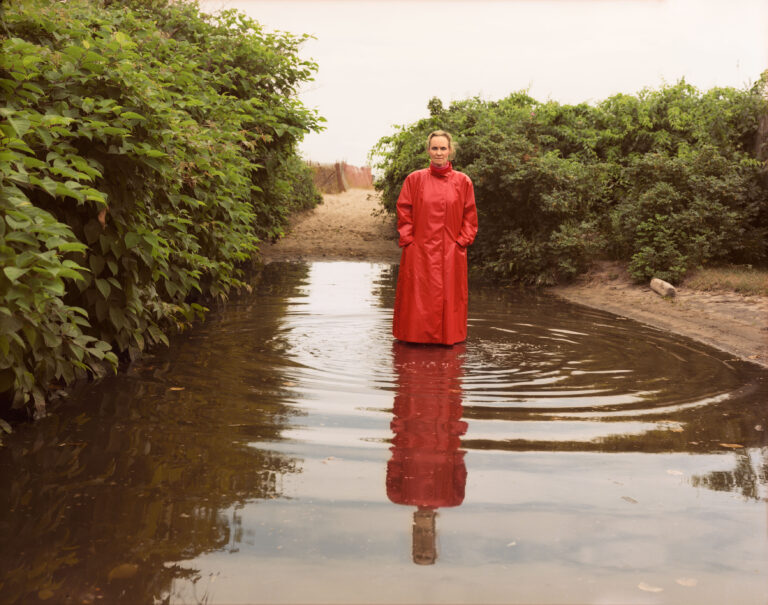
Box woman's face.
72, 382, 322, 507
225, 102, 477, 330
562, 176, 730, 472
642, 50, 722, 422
428, 136, 451, 167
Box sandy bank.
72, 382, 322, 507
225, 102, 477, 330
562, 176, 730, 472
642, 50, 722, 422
550, 262, 767, 368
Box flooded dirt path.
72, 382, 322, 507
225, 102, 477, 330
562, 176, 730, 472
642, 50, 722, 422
1, 261, 766, 604
263, 189, 768, 367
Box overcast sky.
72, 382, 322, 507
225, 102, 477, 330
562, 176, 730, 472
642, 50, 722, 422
200, 0, 768, 166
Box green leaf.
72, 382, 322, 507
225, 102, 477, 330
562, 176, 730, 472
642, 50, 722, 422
35, 127, 53, 147
7, 117, 31, 137
42, 330, 62, 348
95, 278, 110, 299
54, 182, 85, 202
108, 305, 126, 330
89, 255, 105, 276
120, 111, 146, 121
0, 314, 23, 334
58, 268, 84, 281
46, 278, 65, 296
57, 242, 87, 253
124, 232, 141, 249
3, 266, 29, 281
5, 232, 36, 245
5, 215, 31, 229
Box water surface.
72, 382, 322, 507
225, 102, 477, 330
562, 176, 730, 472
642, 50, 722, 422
1, 262, 766, 604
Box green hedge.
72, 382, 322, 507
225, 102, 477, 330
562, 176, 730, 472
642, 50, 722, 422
371, 81, 768, 286
0, 0, 322, 415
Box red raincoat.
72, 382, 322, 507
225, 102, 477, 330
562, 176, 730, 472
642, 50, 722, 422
392, 163, 478, 345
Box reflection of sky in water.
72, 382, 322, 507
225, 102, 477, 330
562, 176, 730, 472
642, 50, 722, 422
174, 449, 768, 604
169, 261, 768, 604
2, 261, 766, 603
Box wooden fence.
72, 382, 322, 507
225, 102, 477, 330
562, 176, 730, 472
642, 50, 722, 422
308, 161, 373, 194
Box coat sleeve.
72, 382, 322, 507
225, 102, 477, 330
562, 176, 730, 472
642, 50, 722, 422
456, 177, 478, 248
396, 173, 416, 247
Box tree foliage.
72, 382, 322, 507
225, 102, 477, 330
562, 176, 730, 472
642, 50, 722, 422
371, 80, 768, 286
0, 0, 322, 414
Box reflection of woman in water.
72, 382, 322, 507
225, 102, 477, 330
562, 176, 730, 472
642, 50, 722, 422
386, 341, 468, 565
393, 130, 479, 345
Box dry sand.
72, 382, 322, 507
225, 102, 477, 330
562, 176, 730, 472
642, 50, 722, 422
261, 189, 401, 264
261, 189, 768, 368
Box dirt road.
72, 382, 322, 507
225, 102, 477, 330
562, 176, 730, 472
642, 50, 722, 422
260, 189, 400, 264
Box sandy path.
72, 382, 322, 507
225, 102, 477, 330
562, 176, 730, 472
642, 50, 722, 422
260, 189, 401, 263
262, 190, 767, 368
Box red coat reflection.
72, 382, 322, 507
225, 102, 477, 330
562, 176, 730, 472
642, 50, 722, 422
386, 342, 468, 510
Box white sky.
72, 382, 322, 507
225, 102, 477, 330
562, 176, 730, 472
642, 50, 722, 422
200, 0, 768, 166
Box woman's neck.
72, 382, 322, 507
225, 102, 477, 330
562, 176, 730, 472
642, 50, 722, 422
429, 161, 452, 175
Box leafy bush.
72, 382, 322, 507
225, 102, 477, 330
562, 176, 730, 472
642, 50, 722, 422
0, 0, 322, 414
371, 80, 768, 285
371, 93, 612, 285
599, 83, 767, 280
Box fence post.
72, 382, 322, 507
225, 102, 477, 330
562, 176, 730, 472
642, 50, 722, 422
334, 162, 347, 193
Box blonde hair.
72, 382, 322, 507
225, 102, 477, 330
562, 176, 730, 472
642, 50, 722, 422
425, 130, 456, 160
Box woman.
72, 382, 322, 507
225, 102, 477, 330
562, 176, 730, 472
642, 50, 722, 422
392, 130, 478, 345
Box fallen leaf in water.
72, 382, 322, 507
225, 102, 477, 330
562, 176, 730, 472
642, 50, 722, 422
638, 582, 663, 593
676, 577, 698, 587
719, 443, 744, 449
37, 589, 55, 600
108, 563, 139, 581
168, 387, 185, 391
667, 470, 684, 476
622, 496, 638, 504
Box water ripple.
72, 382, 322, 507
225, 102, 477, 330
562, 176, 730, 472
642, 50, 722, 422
238, 262, 762, 455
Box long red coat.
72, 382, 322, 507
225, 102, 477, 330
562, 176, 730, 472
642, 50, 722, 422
393, 164, 478, 345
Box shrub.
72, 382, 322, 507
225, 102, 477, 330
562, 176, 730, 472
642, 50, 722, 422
371, 81, 768, 286
0, 0, 321, 414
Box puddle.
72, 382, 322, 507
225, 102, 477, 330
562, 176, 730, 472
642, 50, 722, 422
0, 262, 766, 604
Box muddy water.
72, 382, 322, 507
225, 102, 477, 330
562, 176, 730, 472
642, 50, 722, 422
1, 261, 767, 604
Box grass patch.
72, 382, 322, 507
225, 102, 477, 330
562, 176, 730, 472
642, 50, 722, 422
683, 266, 768, 296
